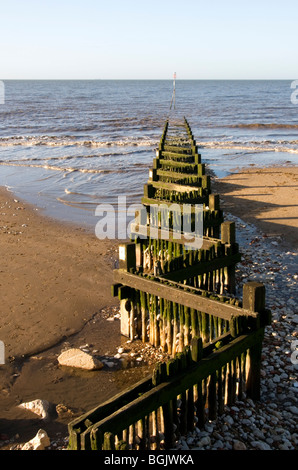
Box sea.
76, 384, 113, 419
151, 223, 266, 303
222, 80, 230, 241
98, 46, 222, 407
0, 80, 297, 229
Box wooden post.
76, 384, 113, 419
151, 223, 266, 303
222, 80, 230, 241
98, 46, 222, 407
138, 419, 146, 450
221, 221, 235, 245
120, 298, 131, 338
103, 432, 115, 450
162, 360, 175, 449
243, 282, 266, 400
119, 242, 136, 271
220, 221, 237, 293
191, 337, 205, 427
207, 372, 217, 420
217, 367, 224, 414
140, 290, 148, 343
243, 282, 265, 318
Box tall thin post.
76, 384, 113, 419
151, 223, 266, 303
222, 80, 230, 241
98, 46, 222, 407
170, 72, 176, 110
243, 282, 266, 400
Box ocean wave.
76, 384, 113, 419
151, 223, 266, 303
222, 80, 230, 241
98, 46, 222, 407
0, 161, 116, 174
197, 141, 298, 154
56, 197, 97, 207
2, 148, 149, 164
0, 160, 145, 174
225, 123, 298, 129
1, 134, 297, 156
0, 135, 158, 148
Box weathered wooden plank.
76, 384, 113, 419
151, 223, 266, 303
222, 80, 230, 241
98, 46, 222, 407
88, 329, 264, 445
156, 151, 198, 161
68, 375, 152, 448
161, 252, 241, 282
163, 145, 193, 154
130, 225, 204, 247
113, 270, 258, 321
156, 169, 202, 181
159, 159, 198, 170
151, 180, 202, 193
141, 197, 209, 211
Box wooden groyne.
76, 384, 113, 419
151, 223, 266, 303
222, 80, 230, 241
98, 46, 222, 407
114, 117, 242, 348
68, 117, 271, 451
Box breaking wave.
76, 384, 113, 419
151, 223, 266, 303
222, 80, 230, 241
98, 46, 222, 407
226, 123, 298, 129
196, 140, 298, 154
0, 161, 129, 174
0, 135, 158, 148
0, 134, 297, 155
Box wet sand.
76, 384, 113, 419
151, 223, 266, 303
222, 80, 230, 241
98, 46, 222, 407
0, 187, 153, 448
0, 165, 297, 449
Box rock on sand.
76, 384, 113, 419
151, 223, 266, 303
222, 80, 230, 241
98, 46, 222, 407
57, 348, 104, 370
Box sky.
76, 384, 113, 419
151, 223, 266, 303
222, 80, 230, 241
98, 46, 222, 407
0, 0, 297, 79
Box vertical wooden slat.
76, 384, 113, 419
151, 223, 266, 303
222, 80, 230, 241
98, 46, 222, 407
243, 282, 266, 400
217, 367, 224, 414
138, 418, 146, 450
103, 432, 115, 450
208, 372, 217, 421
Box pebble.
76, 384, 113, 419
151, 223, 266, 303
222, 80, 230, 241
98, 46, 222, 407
233, 440, 247, 450
175, 214, 298, 451
8, 212, 296, 451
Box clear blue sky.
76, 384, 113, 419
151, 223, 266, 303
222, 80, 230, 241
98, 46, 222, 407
1, 0, 297, 79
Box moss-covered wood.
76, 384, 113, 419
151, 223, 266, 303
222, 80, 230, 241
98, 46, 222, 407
71, 328, 264, 450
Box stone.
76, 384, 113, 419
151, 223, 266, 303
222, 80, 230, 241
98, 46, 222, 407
213, 440, 224, 449
251, 440, 271, 450
233, 440, 247, 450
120, 357, 129, 369
253, 429, 265, 440
105, 361, 115, 368
288, 406, 298, 415
21, 429, 50, 450
18, 399, 53, 420
197, 436, 211, 447
57, 348, 103, 370
225, 415, 234, 425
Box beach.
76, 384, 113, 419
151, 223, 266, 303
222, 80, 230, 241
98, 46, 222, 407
0, 164, 297, 450
0, 186, 157, 449
215, 166, 298, 250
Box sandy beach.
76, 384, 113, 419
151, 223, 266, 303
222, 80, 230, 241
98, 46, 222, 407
214, 166, 298, 250
0, 187, 155, 448
0, 165, 297, 450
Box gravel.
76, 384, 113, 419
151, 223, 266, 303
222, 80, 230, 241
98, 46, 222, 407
4, 213, 296, 451
175, 214, 298, 451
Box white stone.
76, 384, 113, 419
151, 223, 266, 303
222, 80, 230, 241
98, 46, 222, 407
21, 429, 50, 450
58, 348, 103, 370
106, 361, 115, 368
18, 399, 51, 420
